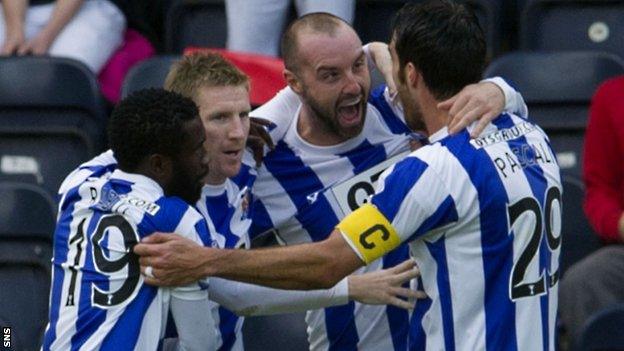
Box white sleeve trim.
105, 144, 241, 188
208, 277, 349, 316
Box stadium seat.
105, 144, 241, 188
243, 313, 309, 351
577, 303, 624, 351
0, 182, 56, 351
354, 0, 501, 58
520, 0, 624, 60
121, 55, 182, 98
559, 176, 602, 275
0, 56, 108, 196
484, 51, 624, 178
185, 48, 287, 106
165, 0, 227, 53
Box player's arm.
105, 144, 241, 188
209, 259, 422, 315
441, 77, 529, 137
165, 213, 219, 351
136, 202, 410, 290
170, 290, 217, 351
365, 41, 528, 137
137, 229, 364, 289
364, 42, 396, 94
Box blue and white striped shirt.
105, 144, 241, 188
195, 163, 256, 351
250, 80, 528, 350
43, 166, 215, 351
341, 113, 561, 351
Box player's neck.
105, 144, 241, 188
419, 90, 448, 137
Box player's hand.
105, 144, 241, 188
368, 42, 396, 95
347, 259, 426, 310
134, 233, 207, 286
439, 81, 505, 138
246, 117, 274, 167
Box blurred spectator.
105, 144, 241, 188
0, 0, 126, 74
559, 76, 624, 347
113, 0, 170, 52
225, 0, 354, 57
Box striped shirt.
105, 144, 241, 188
42, 167, 215, 350
339, 113, 562, 351
195, 162, 256, 351
248, 84, 447, 351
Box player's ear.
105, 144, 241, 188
148, 154, 173, 183
284, 69, 303, 95
405, 62, 419, 89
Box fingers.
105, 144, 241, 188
444, 95, 469, 133
449, 105, 483, 135
250, 117, 272, 127
141, 232, 173, 244
392, 287, 427, 300
470, 111, 496, 138
437, 95, 456, 112
138, 251, 166, 269
246, 136, 264, 167
392, 266, 420, 286
1, 43, 17, 56
389, 259, 416, 274
249, 117, 275, 150
134, 242, 160, 257
387, 296, 415, 310
384, 73, 396, 96
17, 39, 35, 56
142, 275, 161, 286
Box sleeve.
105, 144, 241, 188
208, 276, 349, 316
482, 77, 528, 119
337, 156, 458, 264
583, 79, 624, 243
169, 208, 214, 300
170, 294, 218, 351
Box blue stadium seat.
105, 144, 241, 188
520, 0, 624, 60
166, 0, 227, 53
243, 313, 309, 351
484, 51, 624, 178
121, 55, 182, 98
559, 176, 602, 275
0, 56, 107, 196
0, 182, 55, 351
354, 0, 502, 58
577, 303, 624, 351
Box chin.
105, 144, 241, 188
340, 121, 365, 138
223, 164, 242, 179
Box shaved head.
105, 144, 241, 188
280, 12, 352, 72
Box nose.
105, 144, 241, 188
228, 116, 246, 140
343, 71, 362, 96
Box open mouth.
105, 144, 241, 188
337, 97, 362, 127
223, 149, 243, 160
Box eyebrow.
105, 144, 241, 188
316, 52, 366, 73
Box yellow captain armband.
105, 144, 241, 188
336, 203, 401, 264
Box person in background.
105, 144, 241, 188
0, 0, 126, 74
558, 76, 624, 347
225, 0, 354, 57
